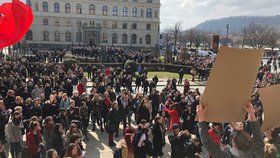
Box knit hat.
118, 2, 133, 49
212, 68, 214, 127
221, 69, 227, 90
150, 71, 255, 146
172, 123, 179, 131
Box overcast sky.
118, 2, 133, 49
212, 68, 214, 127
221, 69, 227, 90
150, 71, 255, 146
161, 0, 280, 30
1, 0, 279, 31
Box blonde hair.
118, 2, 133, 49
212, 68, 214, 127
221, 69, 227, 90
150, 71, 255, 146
14, 106, 23, 113
264, 142, 278, 158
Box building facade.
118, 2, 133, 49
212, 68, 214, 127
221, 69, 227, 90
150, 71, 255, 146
25, 0, 160, 49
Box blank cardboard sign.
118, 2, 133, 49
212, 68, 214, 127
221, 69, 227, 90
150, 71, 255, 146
259, 85, 280, 131
198, 46, 264, 123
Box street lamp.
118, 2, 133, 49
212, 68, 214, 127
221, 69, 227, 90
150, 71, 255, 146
225, 24, 229, 39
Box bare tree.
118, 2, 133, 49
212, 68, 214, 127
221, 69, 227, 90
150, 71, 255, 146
266, 27, 280, 50
245, 23, 280, 49
184, 29, 209, 48
245, 23, 276, 49
162, 29, 173, 62
174, 21, 183, 49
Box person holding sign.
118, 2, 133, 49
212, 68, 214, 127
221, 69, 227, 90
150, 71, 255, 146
196, 102, 264, 158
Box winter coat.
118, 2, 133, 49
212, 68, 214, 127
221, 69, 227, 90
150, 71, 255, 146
26, 131, 43, 156
5, 121, 23, 143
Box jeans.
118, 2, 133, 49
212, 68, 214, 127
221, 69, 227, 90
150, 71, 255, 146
10, 142, 21, 158
91, 113, 103, 130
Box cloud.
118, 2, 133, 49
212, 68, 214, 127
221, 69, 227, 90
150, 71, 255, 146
0, 0, 25, 4
160, 0, 280, 30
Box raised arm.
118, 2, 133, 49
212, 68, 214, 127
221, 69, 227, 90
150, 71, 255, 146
197, 105, 233, 158
244, 102, 264, 155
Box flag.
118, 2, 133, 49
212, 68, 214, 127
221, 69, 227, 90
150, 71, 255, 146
0, 0, 33, 48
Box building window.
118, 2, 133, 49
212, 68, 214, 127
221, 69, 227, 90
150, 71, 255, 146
26, 30, 33, 40
89, 4, 96, 15
76, 4, 82, 14
42, 1, 48, 12
43, 30, 49, 41
155, 10, 159, 18
76, 32, 82, 43
43, 18, 49, 25
112, 33, 118, 44
90, 21, 95, 27
113, 6, 118, 16
132, 7, 137, 17
35, 3, 39, 11
26, 0, 32, 7
147, 0, 153, 3
65, 31, 72, 42
122, 34, 128, 44
146, 8, 152, 18
54, 2, 60, 13
133, 0, 138, 2
102, 6, 108, 16
145, 34, 151, 44
65, 3, 71, 13
65, 19, 71, 27
54, 31, 60, 41
132, 23, 137, 30
122, 23, 127, 29
76, 20, 82, 27
147, 24, 151, 30
102, 33, 108, 43
54, 19, 60, 26
103, 21, 108, 28
141, 9, 144, 17
123, 7, 128, 17
112, 22, 118, 29
131, 34, 137, 44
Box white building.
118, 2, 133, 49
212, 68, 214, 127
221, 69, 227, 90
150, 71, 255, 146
24, 0, 160, 50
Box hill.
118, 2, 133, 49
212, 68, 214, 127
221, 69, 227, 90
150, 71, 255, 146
195, 15, 280, 34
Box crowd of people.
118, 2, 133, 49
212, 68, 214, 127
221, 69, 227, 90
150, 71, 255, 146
71, 46, 160, 64
0, 50, 279, 158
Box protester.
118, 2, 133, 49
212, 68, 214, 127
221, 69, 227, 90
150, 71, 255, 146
114, 127, 136, 158
168, 124, 191, 158
152, 115, 165, 158
26, 121, 45, 158
106, 102, 120, 146
5, 111, 23, 158
50, 123, 65, 157
47, 149, 59, 158
64, 143, 83, 158
0, 49, 278, 158
196, 102, 264, 157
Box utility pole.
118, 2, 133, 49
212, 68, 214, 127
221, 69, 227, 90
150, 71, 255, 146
226, 24, 229, 39
225, 24, 229, 45
242, 27, 246, 49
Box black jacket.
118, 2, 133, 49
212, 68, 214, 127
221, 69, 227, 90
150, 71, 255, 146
168, 133, 190, 158
152, 123, 165, 156
51, 133, 65, 157
107, 108, 120, 125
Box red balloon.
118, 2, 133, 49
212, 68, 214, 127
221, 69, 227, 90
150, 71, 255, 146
0, 0, 33, 49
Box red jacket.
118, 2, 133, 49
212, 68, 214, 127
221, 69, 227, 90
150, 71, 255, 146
164, 108, 180, 131
26, 131, 43, 156
77, 83, 85, 95
105, 67, 111, 76
208, 128, 221, 145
